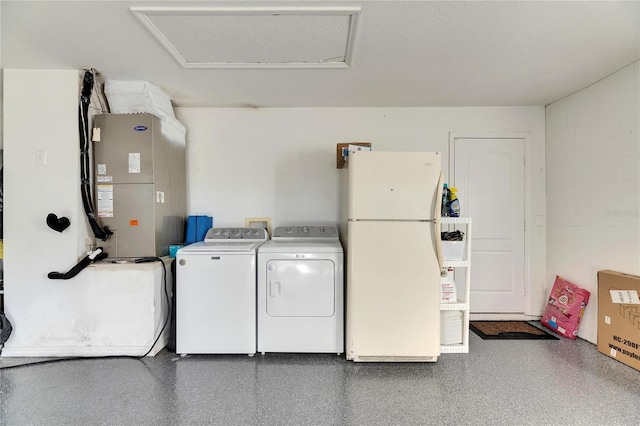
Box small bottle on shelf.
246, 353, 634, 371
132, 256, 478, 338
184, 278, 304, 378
448, 187, 460, 217
441, 184, 451, 217
440, 267, 457, 303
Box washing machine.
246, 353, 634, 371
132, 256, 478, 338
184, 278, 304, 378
257, 225, 344, 354
176, 227, 269, 356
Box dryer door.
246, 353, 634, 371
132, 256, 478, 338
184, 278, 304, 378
266, 259, 335, 317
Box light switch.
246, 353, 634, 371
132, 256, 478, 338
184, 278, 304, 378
36, 150, 47, 165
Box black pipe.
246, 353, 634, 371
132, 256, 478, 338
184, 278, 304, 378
48, 247, 108, 280
79, 69, 112, 241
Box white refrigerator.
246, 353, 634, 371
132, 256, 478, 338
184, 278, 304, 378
346, 151, 443, 362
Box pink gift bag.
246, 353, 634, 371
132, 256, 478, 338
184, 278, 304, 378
541, 275, 590, 339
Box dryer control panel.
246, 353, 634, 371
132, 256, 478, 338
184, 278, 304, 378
272, 226, 339, 240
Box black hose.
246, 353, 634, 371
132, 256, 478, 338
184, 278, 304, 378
79, 70, 112, 242
48, 247, 108, 280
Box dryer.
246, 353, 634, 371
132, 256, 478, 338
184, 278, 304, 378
257, 226, 344, 354
176, 227, 269, 356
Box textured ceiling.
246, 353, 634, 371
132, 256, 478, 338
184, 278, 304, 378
1, 0, 639, 108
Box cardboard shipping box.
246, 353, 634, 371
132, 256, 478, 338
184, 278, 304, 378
597, 270, 640, 371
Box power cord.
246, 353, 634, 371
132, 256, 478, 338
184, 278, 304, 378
138, 257, 170, 357
0, 257, 172, 369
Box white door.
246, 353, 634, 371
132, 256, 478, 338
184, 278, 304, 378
453, 137, 525, 313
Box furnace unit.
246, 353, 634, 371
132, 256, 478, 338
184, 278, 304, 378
93, 113, 186, 259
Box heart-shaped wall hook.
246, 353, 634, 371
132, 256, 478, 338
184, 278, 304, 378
46, 213, 71, 233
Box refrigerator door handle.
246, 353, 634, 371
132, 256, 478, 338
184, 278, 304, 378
435, 171, 444, 271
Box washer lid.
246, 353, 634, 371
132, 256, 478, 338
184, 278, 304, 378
179, 240, 265, 253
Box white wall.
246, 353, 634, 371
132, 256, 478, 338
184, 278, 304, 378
546, 61, 640, 344
2, 70, 173, 356
5, 65, 636, 351
3, 70, 89, 352
176, 107, 545, 225
1, 69, 546, 353
175, 106, 547, 315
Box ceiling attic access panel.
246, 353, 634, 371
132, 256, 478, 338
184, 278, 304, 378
131, 6, 361, 69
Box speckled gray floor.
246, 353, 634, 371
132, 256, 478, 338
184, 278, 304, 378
1, 330, 639, 425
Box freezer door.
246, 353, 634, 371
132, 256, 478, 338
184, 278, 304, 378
349, 151, 441, 220
346, 221, 441, 359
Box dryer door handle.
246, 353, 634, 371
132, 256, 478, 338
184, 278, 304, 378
269, 281, 281, 297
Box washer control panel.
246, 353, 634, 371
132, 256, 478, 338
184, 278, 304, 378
272, 226, 339, 240
204, 227, 268, 242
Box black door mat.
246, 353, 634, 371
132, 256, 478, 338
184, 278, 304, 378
470, 321, 559, 340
